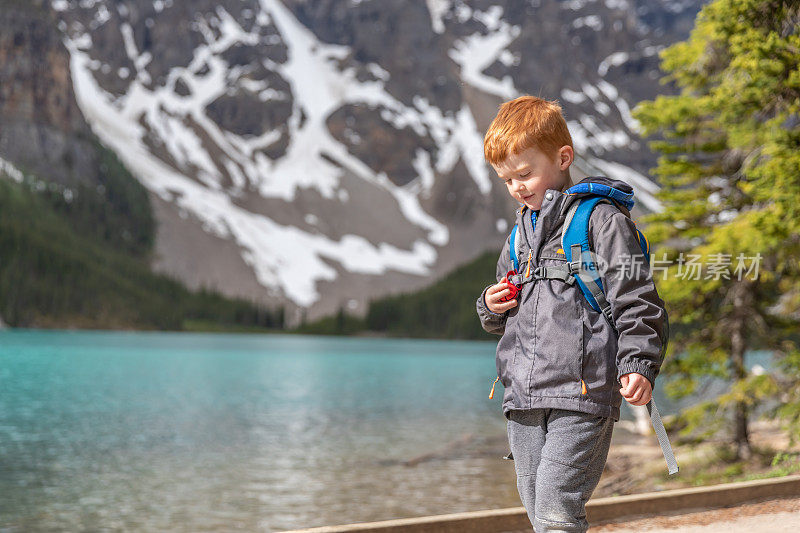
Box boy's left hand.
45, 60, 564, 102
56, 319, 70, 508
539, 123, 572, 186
619, 373, 652, 406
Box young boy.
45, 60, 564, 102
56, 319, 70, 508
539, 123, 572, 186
476, 96, 669, 532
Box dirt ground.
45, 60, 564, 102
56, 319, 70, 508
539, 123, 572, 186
581, 417, 800, 531
591, 417, 800, 498
590, 496, 800, 532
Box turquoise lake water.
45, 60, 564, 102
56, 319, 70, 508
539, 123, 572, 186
0, 329, 772, 531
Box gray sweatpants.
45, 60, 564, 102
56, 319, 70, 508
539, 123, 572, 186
506, 408, 615, 532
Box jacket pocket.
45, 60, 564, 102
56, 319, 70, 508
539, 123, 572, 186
527, 258, 583, 397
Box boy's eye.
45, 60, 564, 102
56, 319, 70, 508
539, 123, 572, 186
519, 171, 531, 178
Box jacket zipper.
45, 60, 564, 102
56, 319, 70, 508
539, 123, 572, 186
518, 196, 590, 399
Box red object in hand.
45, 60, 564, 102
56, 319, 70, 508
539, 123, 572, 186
499, 270, 520, 302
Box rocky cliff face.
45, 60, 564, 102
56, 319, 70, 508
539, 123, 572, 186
1, 0, 704, 323
0, 1, 98, 188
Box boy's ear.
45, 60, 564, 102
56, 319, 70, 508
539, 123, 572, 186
558, 146, 574, 169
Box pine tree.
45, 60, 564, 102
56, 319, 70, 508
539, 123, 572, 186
632, 0, 800, 460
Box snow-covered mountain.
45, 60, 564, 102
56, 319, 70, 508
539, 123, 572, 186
13, 0, 704, 323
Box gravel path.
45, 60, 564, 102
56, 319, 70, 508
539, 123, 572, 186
589, 496, 800, 532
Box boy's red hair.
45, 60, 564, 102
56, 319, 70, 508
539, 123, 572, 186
484, 96, 573, 165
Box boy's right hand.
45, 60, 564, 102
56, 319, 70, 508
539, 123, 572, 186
485, 277, 519, 314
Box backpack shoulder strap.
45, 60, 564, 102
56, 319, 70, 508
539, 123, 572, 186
508, 224, 519, 272
562, 197, 615, 323
507, 206, 529, 273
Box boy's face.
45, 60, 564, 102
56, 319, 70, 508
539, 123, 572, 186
491, 145, 573, 211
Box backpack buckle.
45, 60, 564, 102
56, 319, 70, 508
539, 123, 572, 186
568, 244, 583, 274
601, 305, 614, 323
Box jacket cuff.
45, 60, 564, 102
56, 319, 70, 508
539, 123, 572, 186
617, 360, 657, 389
476, 285, 508, 335
479, 285, 507, 318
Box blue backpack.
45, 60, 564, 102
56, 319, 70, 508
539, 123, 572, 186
505, 182, 678, 475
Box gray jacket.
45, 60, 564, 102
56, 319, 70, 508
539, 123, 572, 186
477, 176, 669, 421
